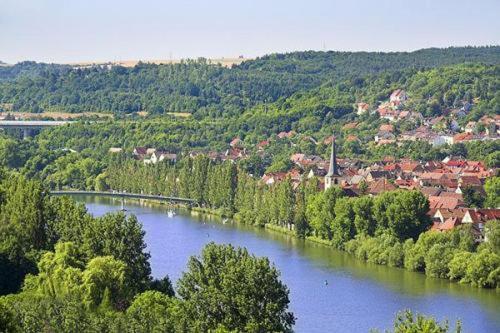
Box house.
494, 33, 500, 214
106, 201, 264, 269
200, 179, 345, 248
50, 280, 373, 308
374, 131, 396, 143
379, 124, 394, 133
378, 108, 399, 122
458, 175, 483, 187
452, 132, 474, 144
261, 172, 287, 185
343, 122, 359, 130
108, 147, 123, 153
390, 89, 408, 104
256, 140, 269, 151
357, 102, 370, 115
146, 148, 156, 155
368, 178, 397, 195
419, 186, 442, 197
365, 170, 392, 182
431, 217, 462, 232
432, 134, 454, 147
307, 167, 327, 179
277, 131, 296, 139
133, 147, 148, 159
428, 196, 463, 210
346, 135, 360, 142
230, 137, 242, 148
400, 161, 423, 174
462, 209, 500, 242
150, 151, 177, 164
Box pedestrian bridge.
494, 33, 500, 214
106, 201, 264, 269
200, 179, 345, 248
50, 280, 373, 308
51, 190, 198, 205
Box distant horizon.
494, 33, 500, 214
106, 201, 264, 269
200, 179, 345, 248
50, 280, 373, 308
2, 45, 499, 66
2, 0, 500, 64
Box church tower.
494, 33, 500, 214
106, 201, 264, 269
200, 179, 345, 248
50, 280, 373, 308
324, 135, 341, 191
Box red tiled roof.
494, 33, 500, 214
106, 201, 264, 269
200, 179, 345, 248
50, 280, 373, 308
379, 124, 394, 132
428, 196, 463, 210
431, 217, 461, 232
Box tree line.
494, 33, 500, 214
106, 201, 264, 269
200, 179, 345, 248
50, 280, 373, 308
102, 156, 500, 289
0, 174, 294, 332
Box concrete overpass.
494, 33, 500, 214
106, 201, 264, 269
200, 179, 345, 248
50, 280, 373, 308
0, 120, 73, 139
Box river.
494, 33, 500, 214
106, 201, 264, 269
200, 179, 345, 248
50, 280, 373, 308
75, 195, 500, 333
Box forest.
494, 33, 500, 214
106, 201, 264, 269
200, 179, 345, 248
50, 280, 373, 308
0, 46, 499, 118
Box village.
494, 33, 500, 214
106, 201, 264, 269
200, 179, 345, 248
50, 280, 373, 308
110, 88, 499, 244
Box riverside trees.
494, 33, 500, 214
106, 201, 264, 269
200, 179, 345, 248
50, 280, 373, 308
0, 175, 295, 332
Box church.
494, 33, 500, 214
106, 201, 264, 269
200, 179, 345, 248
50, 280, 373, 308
324, 135, 343, 190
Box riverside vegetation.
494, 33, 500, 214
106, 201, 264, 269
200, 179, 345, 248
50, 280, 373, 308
0, 174, 465, 332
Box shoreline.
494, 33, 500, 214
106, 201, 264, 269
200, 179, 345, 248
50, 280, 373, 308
64, 191, 499, 291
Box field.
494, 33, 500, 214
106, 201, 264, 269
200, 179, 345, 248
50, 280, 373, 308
69, 57, 249, 68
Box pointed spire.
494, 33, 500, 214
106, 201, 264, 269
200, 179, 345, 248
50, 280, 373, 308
327, 134, 339, 176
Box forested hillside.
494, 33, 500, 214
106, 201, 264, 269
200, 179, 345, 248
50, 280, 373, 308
1, 46, 499, 117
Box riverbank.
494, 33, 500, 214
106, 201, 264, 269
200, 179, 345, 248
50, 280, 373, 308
77, 195, 500, 333
65, 191, 499, 291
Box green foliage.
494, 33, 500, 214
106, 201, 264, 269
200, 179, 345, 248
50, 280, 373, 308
425, 243, 456, 278
462, 186, 484, 208
176, 242, 294, 333
126, 291, 177, 333
484, 177, 500, 208
389, 310, 461, 333
82, 213, 152, 295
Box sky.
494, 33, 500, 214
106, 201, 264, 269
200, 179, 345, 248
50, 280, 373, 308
1, 0, 499, 64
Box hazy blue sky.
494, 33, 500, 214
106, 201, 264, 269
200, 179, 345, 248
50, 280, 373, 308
2, 0, 499, 63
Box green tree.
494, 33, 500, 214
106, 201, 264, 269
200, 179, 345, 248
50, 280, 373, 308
81, 256, 128, 310
331, 198, 356, 248
82, 213, 152, 295
125, 291, 178, 333
176, 243, 294, 332
353, 196, 376, 236
425, 243, 455, 278
484, 177, 499, 208
385, 190, 431, 241
389, 310, 462, 333
462, 186, 484, 208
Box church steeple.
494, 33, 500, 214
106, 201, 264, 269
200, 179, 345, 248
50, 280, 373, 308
324, 134, 341, 190
326, 134, 339, 176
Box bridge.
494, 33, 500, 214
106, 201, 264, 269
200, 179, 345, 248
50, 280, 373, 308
0, 120, 73, 139
51, 190, 198, 206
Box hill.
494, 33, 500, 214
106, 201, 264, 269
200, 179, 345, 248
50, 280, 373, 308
0, 46, 498, 117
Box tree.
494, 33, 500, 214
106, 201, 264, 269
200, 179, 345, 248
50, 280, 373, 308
462, 186, 484, 208
82, 213, 152, 295
448, 251, 473, 282
389, 310, 462, 333
464, 249, 499, 288
294, 184, 308, 238
484, 177, 499, 208
81, 256, 128, 310
176, 243, 294, 332
353, 196, 376, 236
331, 198, 356, 248
385, 190, 431, 241
22, 242, 85, 299
125, 291, 177, 332
149, 275, 175, 297
425, 243, 455, 278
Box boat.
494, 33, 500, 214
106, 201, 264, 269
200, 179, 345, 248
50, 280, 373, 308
167, 210, 176, 218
